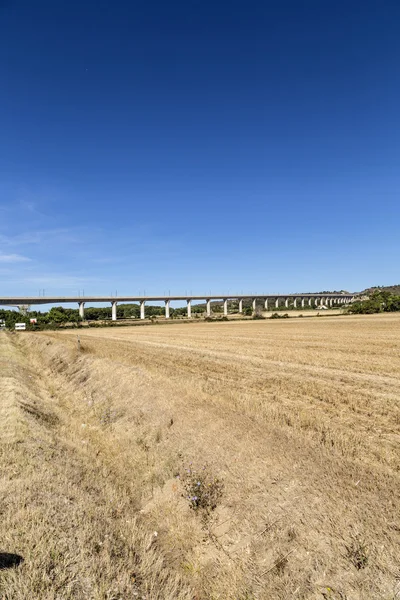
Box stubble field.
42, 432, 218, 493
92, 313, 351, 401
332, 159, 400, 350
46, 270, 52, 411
1, 314, 399, 599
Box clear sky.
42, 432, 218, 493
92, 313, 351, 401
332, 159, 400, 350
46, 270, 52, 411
1, 0, 399, 298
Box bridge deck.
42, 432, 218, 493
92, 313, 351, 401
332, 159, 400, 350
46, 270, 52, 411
0, 293, 354, 306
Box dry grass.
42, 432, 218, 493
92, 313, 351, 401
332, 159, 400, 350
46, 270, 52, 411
1, 313, 400, 599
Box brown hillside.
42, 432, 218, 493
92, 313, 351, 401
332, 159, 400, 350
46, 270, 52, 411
361, 284, 400, 295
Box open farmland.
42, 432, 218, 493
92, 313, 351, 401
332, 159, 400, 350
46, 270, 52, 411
1, 314, 399, 599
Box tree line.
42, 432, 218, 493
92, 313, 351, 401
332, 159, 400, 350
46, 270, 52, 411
347, 290, 400, 314
0, 302, 209, 329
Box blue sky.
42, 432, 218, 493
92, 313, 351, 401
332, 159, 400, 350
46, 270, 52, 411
1, 0, 399, 299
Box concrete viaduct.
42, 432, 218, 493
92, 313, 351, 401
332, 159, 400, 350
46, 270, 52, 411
0, 293, 355, 321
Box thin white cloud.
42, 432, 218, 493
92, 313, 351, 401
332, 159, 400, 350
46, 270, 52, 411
0, 228, 85, 246
0, 254, 31, 263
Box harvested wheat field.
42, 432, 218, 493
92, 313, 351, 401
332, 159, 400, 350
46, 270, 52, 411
1, 313, 399, 600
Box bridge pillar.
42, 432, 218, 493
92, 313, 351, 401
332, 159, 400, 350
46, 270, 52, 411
293, 298, 297, 308
165, 300, 170, 319
275, 298, 279, 309
308, 298, 312, 307
238, 299, 243, 314
17, 304, 31, 316
223, 299, 228, 316
79, 301, 85, 320
264, 298, 269, 310
140, 301, 145, 320
285, 298, 289, 308
252, 298, 256, 312
111, 301, 117, 321
187, 299, 192, 318
329, 298, 333, 307
206, 299, 211, 317
301, 298, 305, 307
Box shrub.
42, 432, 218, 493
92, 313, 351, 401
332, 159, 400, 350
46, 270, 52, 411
346, 537, 369, 570
178, 464, 223, 514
